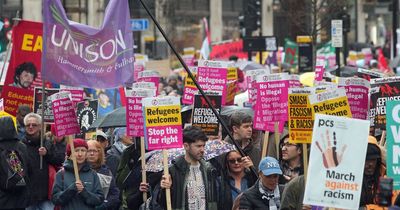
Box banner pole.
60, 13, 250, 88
141, 137, 147, 202
138, 0, 257, 177
163, 149, 172, 210
261, 131, 269, 159
67, 135, 80, 181
302, 144, 308, 184
39, 79, 45, 170
274, 122, 280, 159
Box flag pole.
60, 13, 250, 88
138, 0, 258, 177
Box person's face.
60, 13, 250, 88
121, 135, 133, 146
184, 140, 206, 161
259, 172, 279, 191
97, 137, 109, 148
227, 152, 244, 174
281, 138, 301, 161
18, 71, 34, 88
74, 147, 88, 164
364, 158, 378, 176
87, 143, 99, 164
16, 110, 29, 125
233, 122, 253, 140
25, 117, 40, 136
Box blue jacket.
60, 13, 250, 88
52, 160, 104, 210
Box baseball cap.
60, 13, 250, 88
259, 156, 282, 176
96, 130, 108, 141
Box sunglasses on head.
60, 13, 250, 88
228, 158, 243, 164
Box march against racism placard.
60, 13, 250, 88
304, 114, 369, 209
288, 87, 315, 144
386, 100, 400, 189
192, 94, 221, 136
42, 0, 134, 88
338, 77, 370, 120
126, 88, 156, 137
143, 96, 182, 150
308, 88, 352, 118
49, 92, 80, 137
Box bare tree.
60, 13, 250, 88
277, 0, 350, 64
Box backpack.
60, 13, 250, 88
0, 147, 27, 191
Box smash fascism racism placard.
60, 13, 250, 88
288, 87, 315, 144
304, 114, 369, 209
142, 96, 182, 150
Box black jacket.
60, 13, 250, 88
22, 134, 64, 205
224, 136, 261, 169
158, 156, 219, 210
237, 180, 272, 210
218, 172, 257, 210
0, 117, 31, 209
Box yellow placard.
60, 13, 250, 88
227, 67, 238, 81
145, 105, 182, 127
311, 96, 352, 117
288, 93, 314, 144
226, 81, 238, 105
296, 36, 312, 43
184, 73, 197, 88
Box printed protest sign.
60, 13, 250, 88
126, 88, 156, 137
60, 85, 84, 105
386, 100, 400, 189
137, 70, 160, 94
245, 69, 267, 106
49, 92, 80, 137
304, 114, 369, 209
197, 60, 230, 105
192, 94, 221, 136
315, 65, 325, 82
370, 77, 400, 129
77, 99, 98, 134
209, 39, 247, 60
227, 66, 238, 81
288, 87, 315, 144
309, 88, 352, 118
134, 60, 145, 82
338, 78, 370, 120
289, 74, 302, 88
1, 86, 34, 116
226, 81, 238, 105
357, 68, 384, 81
182, 54, 195, 67
143, 96, 182, 150
182, 67, 198, 105
254, 73, 289, 122
34, 87, 60, 123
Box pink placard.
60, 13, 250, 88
182, 86, 197, 105
126, 88, 155, 137
253, 109, 285, 132
51, 92, 80, 137
338, 78, 370, 120
197, 61, 229, 105
137, 70, 160, 95
146, 125, 183, 150
315, 66, 324, 82
183, 54, 195, 67
255, 80, 289, 122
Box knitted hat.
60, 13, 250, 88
66, 138, 88, 156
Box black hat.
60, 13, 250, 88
366, 143, 381, 160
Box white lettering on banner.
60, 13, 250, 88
51, 25, 127, 62
394, 145, 400, 164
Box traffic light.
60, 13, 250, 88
245, 0, 261, 32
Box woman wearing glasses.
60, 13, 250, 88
218, 150, 257, 210
52, 139, 104, 210
86, 140, 121, 210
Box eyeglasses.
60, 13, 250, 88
87, 149, 99, 154
228, 158, 243, 164
26, 123, 38, 128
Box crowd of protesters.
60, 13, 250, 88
0, 101, 399, 210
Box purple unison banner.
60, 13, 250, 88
42, 0, 135, 88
